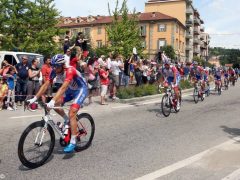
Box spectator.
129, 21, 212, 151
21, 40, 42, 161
15, 56, 29, 106
134, 60, 143, 86
109, 55, 122, 99
26, 59, 41, 101
0, 78, 8, 110
142, 60, 149, 84
64, 48, 71, 67
0, 60, 11, 77
117, 55, 124, 86
184, 62, 191, 80
5, 67, 17, 110
98, 55, 106, 67
63, 30, 71, 54
41, 56, 52, 103
123, 56, 131, 87
99, 64, 109, 105
87, 57, 98, 104
70, 52, 81, 69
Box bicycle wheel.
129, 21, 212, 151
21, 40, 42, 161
193, 88, 199, 104
18, 121, 55, 169
161, 94, 171, 117
218, 85, 221, 95
206, 85, 210, 97
75, 113, 95, 152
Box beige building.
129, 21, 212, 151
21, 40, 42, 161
145, 0, 210, 62
58, 12, 186, 60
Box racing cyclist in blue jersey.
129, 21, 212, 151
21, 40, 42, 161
28, 54, 88, 153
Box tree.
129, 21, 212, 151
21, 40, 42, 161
161, 45, 176, 60
106, 0, 143, 59
0, 0, 61, 55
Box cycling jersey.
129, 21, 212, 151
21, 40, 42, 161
191, 66, 204, 81
47, 66, 88, 109
162, 65, 181, 86
203, 69, 209, 82
214, 70, 222, 80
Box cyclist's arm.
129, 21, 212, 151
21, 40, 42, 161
52, 81, 70, 102
35, 80, 51, 99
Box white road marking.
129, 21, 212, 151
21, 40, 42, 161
222, 168, 240, 180
135, 137, 240, 180
112, 105, 134, 109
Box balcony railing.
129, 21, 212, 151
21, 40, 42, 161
200, 26, 205, 32
186, 33, 193, 39
186, 0, 193, 4
194, 28, 200, 35
186, 45, 192, 51
193, 38, 200, 44
186, 20, 193, 27
186, 8, 193, 14
194, 48, 200, 54
194, 18, 200, 25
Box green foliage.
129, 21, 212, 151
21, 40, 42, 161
161, 45, 176, 60
209, 47, 240, 68
94, 46, 111, 57
0, 0, 60, 56
117, 84, 159, 99
193, 56, 213, 67
179, 80, 193, 90
106, 0, 143, 58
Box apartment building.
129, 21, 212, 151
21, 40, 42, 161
145, 0, 210, 62
58, 12, 185, 60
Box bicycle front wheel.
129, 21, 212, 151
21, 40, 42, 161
161, 94, 171, 117
75, 113, 95, 152
18, 121, 55, 169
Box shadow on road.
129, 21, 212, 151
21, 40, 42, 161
221, 125, 240, 142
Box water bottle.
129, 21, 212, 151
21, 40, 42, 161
63, 125, 69, 135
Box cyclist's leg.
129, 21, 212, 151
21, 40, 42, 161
53, 97, 69, 124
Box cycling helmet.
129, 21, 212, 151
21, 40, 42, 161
193, 61, 198, 65
51, 54, 65, 66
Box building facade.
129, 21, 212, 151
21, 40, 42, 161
145, 0, 210, 62
58, 12, 186, 61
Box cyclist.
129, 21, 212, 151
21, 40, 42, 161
190, 61, 205, 96
223, 67, 229, 86
161, 61, 181, 110
214, 67, 223, 90
28, 54, 88, 153
228, 67, 236, 84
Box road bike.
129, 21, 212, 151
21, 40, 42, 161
161, 84, 182, 117
215, 79, 222, 95
224, 77, 229, 90
205, 81, 210, 97
18, 101, 95, 169
193, 80, 204, 104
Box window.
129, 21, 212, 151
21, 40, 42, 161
140, 25, 146, 36
3, 55, 17, 66
97, 40, 103, 48
84, 27, 91, 36
158, 39, 166, 49
97, 27, 102, 35
158, 24, 167, 32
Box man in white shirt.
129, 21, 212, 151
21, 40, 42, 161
64, 48, 71, 67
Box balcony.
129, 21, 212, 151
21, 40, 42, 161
200, 26, 205, 32
193, 38, 200, 44
194, 28, 200, 35
186, 8, 193, 15
186, 45, 192, 51
194, 48, 200, 54
186, 0, 193, 4
186, 33, 193, 39
200, 35, 204, 40
194, 18, 200, 25
186, 20, 193, 27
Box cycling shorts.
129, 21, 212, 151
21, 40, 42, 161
215, 75, 221, 81
196, 75, 202, 81
224, 74, 229, 78
203, 75, 208, 82
167, 76, 180, 86
63, 86, 88, 109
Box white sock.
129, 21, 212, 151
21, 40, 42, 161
63, 115, 69, 125
70, 135, 76, 144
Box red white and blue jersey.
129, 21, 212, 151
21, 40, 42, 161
191, 66, 204, 76
47, 66, 87, 90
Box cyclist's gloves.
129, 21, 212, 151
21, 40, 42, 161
47, 99, 55, 109
27, 96, 37, 104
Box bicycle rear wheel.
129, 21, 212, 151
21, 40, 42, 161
174, 89, 182, 113
193, 88, 199, 104
161, 94, 171, 117
75, 113, 95, 152
18, 121, 55, 169
218, 85, 221, 95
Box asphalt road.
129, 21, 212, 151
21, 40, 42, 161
1, 82, 240, 180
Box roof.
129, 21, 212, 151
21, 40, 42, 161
57, 12, 185, 29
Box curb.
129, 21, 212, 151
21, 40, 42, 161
116, 88, 194, 104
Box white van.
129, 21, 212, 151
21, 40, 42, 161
0, 51, 44, 67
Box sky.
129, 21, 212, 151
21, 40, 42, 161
54, 0, 240, 49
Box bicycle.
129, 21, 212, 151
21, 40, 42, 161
18, 101, 95, 169
215, 79, 222, 95
224, 77, 229, 90
193, 79, 204, 104
161, 83, 182, 117
205, 81, 210, 97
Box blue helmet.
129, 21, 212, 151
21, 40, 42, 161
51, 54, 65, 66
